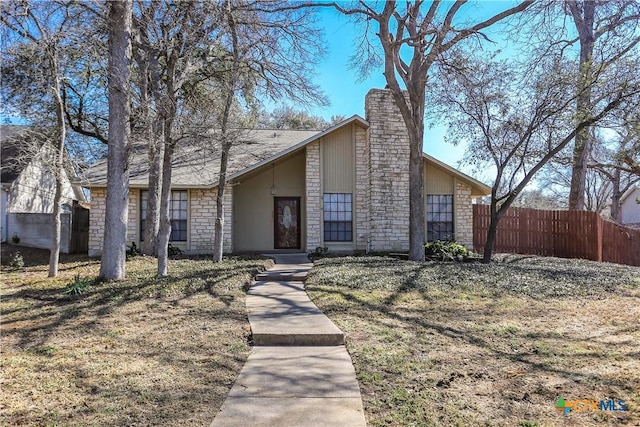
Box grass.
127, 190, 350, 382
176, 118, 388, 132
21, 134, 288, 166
306, 255, 640, 427
0, 244, 273, 426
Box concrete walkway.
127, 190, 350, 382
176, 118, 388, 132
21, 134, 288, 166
211, 254, 367, 427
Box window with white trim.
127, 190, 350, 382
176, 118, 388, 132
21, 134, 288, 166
426, 194, 454, 241
141, 190, 188, 242
323, 193, 352, 242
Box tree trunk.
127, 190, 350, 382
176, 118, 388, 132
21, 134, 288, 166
407, 101, 426, 262
610, 168, 622, 223
48, 49, 65, 278
157, 120, 174, 276
482, 217, 499, 264
212, 139, 231, 262
213, 0, 240, 263
568, 0, 595, 210
143, 126, 163, 256
143, 52, 166, 256
100, 0, 132, 281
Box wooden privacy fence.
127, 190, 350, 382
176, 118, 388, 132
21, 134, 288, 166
473, 204, 640, 267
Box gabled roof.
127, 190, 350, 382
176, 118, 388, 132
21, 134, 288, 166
422, 152, 491, 196
80, 114, 491, 197
79, 128, 323, 188
620, 186, 639, 203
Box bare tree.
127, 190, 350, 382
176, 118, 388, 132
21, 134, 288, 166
522, 1, 640, 210
0, 1, 85, 277
331, 1, 532, 261
433, 54, 639, 262
99, 0, 132, 281
200, 0, 327, 263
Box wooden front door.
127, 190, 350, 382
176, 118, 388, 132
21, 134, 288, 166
274, 197, 301, 249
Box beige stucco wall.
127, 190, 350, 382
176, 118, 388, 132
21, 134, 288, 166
234, 152, 306, 252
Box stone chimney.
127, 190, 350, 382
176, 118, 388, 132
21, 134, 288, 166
364, 89, 410, 251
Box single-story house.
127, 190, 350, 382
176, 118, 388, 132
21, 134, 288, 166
620, 186, 640, 227
81, 89, 490, 256
1, 125, 88, 248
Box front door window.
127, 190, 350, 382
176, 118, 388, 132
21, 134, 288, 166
274, 197, 300, 249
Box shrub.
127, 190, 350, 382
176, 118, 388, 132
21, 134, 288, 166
8, 251, 24, 270
11, 234, 20, 244
126, 242, 142, 259
308, 246, 329, 261
65, 274, 93, 295
168, 243, 183, 257
424, 241, 475, 262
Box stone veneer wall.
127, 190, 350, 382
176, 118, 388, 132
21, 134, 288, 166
454, 181, 473, 248
89, 186, 233, 256
189, 186, 233, 254
305, 141, 321, 251
354, 125, 369, 251
88, 187, 137, 257
88, 188, 105, 256
365, 89, 411, 251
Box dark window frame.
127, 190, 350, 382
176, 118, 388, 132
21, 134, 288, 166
140, 190, 188, 242
323, 193, 353, 242
426, 194, 454, 242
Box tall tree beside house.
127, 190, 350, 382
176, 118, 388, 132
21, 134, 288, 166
191, 0, 327, 263
330, 1, 533, 261
99, 0, 132, 281
0, 1, 86, 277
431, 51, 640, 262
520, 1, 640, 210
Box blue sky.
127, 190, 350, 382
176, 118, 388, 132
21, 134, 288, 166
308, 6, 461, 165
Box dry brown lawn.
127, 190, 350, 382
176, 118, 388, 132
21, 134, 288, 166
0, 244, 272, 426
306, 255, 640, 427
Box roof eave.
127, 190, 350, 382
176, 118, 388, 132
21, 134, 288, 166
227, 115, 369, 183
422, 152, 491, 196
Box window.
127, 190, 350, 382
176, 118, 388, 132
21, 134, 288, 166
323, 193, 352, 242
426, 194, 454, 241
141, 190, 188, 242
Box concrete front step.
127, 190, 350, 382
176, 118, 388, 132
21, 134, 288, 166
247, 281, 345, 346
210, 347, 366, 427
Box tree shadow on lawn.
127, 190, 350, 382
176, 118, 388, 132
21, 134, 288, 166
308, 284, 638, 394
2, 261, 267, 350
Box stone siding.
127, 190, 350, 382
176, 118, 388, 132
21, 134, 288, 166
189, 186, 233, 254
89, 186, 233, 256
88, 188, 105, 257
127, 189, 138, 245
455, 181, 473, 248
354, 125, 369, 251
365, 89, 411, 251
305, 141, 322, 251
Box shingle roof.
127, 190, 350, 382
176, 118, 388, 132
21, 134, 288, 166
80, 128, 321, 188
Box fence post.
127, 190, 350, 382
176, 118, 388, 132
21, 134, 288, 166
595, 214, 603, 262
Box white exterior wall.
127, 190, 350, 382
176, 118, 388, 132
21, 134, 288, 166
621, 188, 640, 225
7, 212, 72, 253
7, 156, 76, 214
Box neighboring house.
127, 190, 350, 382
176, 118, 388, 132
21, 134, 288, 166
620, 186, 640, 227
1, 125, 87, 248
81, 89, 490, 256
